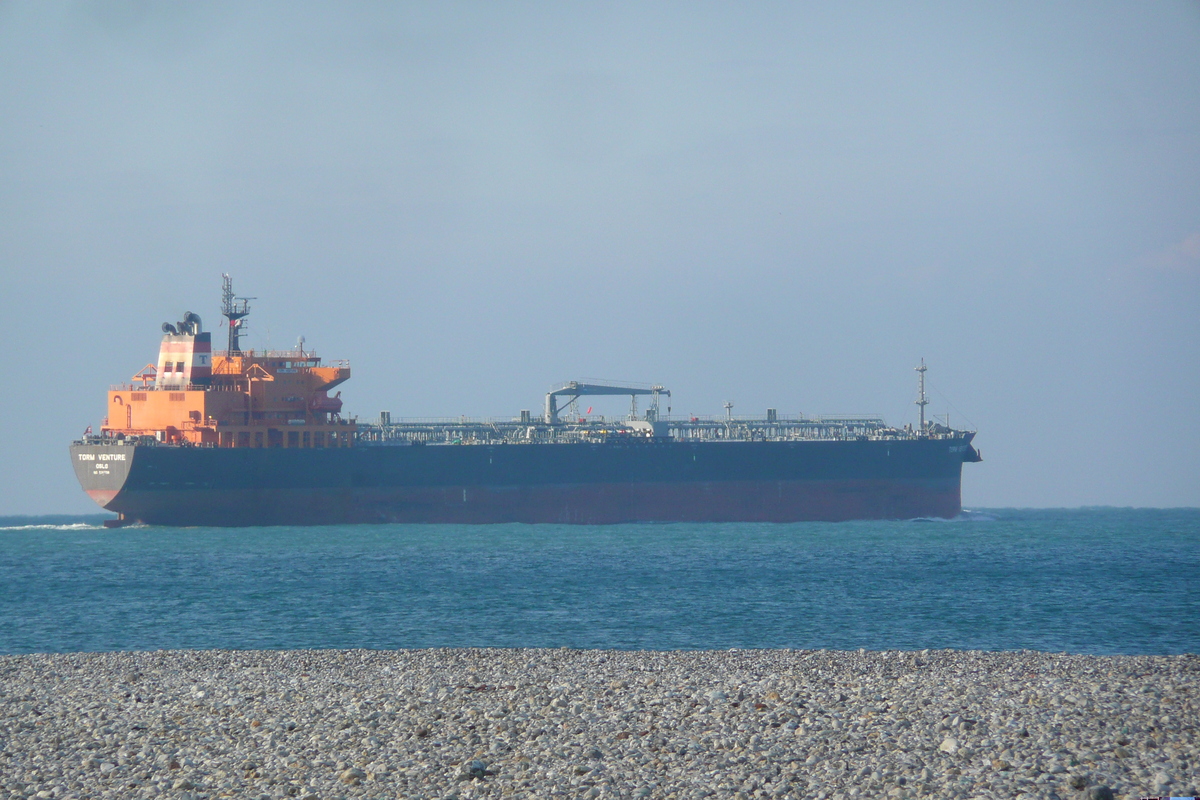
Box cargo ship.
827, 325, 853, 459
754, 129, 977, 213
71, 277, 981, 527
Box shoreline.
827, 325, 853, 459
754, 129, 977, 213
1, 648, 1196, 799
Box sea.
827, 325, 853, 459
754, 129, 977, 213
0, 508, 1196, 656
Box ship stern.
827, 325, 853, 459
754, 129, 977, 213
70, 440, 135, 511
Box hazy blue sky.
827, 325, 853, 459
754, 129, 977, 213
2, 2, 1198, 514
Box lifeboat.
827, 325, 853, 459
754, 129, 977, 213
309, 392, 343, 414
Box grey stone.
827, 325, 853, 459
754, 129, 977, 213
0, 648, 1195, 800
338, 767, 364, 785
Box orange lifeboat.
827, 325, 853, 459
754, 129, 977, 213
309, 392, 343, 415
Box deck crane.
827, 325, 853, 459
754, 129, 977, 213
544, 381, 671, 424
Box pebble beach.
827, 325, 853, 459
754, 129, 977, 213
1, 648, 1196, 800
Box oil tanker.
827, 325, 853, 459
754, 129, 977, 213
70, 277, 981, 527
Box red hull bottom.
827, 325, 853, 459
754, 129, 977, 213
106, 478, 963, 526
87, 489, 119, 507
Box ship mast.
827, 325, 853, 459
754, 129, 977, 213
915, 358, 929, 430
221, 274, 253, 354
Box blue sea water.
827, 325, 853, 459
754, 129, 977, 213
0, 508, 1196, 656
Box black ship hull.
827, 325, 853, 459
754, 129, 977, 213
71, 435, 979, 526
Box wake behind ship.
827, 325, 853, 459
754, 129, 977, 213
71, 277, 981, 527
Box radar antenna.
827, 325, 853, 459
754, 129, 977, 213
221, 274, 254, 353
915, 358, 929, 430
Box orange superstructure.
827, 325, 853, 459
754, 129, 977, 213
101, 280, 353, 448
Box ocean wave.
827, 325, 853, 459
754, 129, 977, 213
907, 510, 996, 523
0, 522, 106, 532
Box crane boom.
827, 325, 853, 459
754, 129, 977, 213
545, 381, 671, 423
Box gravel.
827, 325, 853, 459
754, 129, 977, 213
0, 648, 1196, 800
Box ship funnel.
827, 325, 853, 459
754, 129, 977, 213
157, 312, 212, 389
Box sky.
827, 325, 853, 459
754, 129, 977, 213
1, 1, 1198, 514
